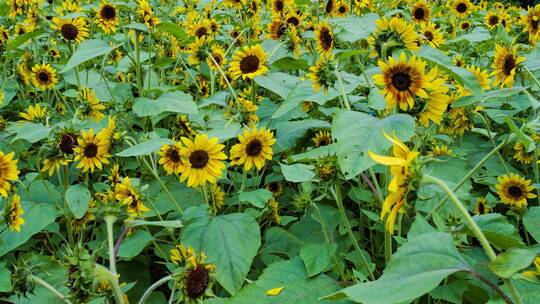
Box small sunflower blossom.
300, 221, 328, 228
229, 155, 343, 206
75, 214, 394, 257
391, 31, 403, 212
496, 173, 536, 209
368, 132, 420, 233
114, 176, 149, 216
0, 151, 19, 198
4, 194, 24, 232
229, 127, 276, 171
73, 129, 111, 173
158, 141, 183, 175
179, 134, 227, 188
19, 104, 47, 123
170, 245, 215, 302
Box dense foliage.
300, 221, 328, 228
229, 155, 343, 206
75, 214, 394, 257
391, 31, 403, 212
1, 0, 540, 303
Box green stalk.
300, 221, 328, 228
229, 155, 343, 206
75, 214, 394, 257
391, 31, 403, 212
143, 157, 183, 215
138, 275, 172, 304
331, 185, 375, 280
334, 69, 351, 110
105, 215, 118, 274
422, 175, 523, 304
426, 136, 512, 220
94, 265, 125, 304
29, 275, 73, 304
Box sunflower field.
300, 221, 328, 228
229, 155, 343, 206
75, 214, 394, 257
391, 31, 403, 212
3, 0, 540, 303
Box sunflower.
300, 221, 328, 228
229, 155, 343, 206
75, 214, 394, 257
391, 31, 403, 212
187, 18, 212, 39
267, 181, 283, 197
58, 132, 78, 154
170, 245, 215, 302
420, 23, 444, 47
417, 80, 451, 126
524, 4, 540, 45
210, 183, 224, 213
96, 2, 119, 34
73, 129, 111, 173
308, 53, 337, 94
456, 65, 490, 96
453, 55, 466, 67
334, 0, 349, 17
223, 0, 245, 9
428, 144, 453, 157
452, 0, 473, 17
513, 135, 539, 165
460, 21, 471, 31
115, 176, 149, 216
230, 127, 275, 171
368, 17, 418, 58
229, 44, 268, 80
439, 107, 474, 136
368, 132, 419, 233
496, 173, 536, 209
411, 1, 430, 23
325, 0, 336, 15
19, 104, 47, 122
51, 17, 89, 43
0, 151, 19, 198
474, 197, 490, 215
285, 11, 303, 27
268, 18, 288, 40
312, 130, 332, 147
373, 53, 432, 111
4, 194, 24, 232
31, 63, 58, 91
41, 156, 70, 176
314, 22, 334, 54
270, 0, 291, 16
491, 44, 526, 88
138, 0, 160, 27
206, 44, 227, 71
485, 11, 500, 29
79, 88, 106, 122
49, 48, 61, 59
179, 134, 226, 188
187, 36, 211, 66
267, 198, 282, 224
224, 97, 259, 125
159, 141, 183, 175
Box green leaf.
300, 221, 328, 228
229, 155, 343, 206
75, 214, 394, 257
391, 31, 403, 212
272, 81, 314, 119
6, 29, 46, 51
116, 138, 172, 157
326, 232, 471, 304
418, 46, 482, 95
0, 261, 12, 292
239, 189, 273, 208
133, 91, 198, 117
118, 230, 154, 259
447, 28, 492, 44
300, 243, 337, 277
471, 214, 524, 249
0, 202, 58, 257
126, 220, 182, 228
61, 39, 119, 73
523, 207, 540, 243
157, 22, 187, 40
453, 87, 526, 108
280, 163, 315, 182
208, 257, 348, 304
271, 57, 308, 71
331, 111, 415, 179
504, 117, 534, 152
65, 184, 91, 219
488, 246, 540, 278
332, 13, 379, 42
6, 122, 52, 143
181, 213, 261, 295
407, 215, 437, 240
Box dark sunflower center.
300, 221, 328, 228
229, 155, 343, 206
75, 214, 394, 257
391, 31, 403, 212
101, 5, 116, 20
532, 18, 539, 30
503, 55, 516, 76
246, 139, 262, 156
277, 24, 287, 38
456, 3, 467, 13
425, 31, 434, 41
239, 55, 260, 74
195, 27, 208, 38
413, 7, 426, 20
338, 5, 346, 13
59, 133, 77, 154
61, 23, 79, 40
38, 71, 50, 83
275, 0, 283, 11
508, 185, 523, 198
287, 16, 299, 26
325, 0, 333, 13
321, 29, 333, 48
185, 266, 209, 299
461, 22, 470, 29
319, 137, 331, 146
391, 72, 412, 91
489, 16, 499, 25
168, 149, 180, 162
84, 143, 98, 158
268, 182, 280, 192
213, 54, 222, 65
189, 150, 209, 168
477, 201, 485, 214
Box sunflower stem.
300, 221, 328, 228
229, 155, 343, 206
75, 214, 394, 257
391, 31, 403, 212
207, 52, 239, 102
331, 184, 375, 280
334, 69, 351, 110
29, 275, 73, 304
95, 264, 125, 304
143, 158, 183, 215
105, 215, 118, 274
138, 275, 172, 304
426, 135, 512, 220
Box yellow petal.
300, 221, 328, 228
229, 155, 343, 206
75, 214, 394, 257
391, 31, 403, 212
266, 287, 284, 296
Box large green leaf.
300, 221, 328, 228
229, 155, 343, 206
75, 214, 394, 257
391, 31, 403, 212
332, 13, 379, 42
523, 206, 540, 243
239, 189, 273, 208
471, 214, 524, 249
118, 230, 154, 259
61, 39, 119, 72
6, 29, 46, 51
205, 257, 349, 304
280, 163, 315, 182
6, 122, 52, 143
181, 213, 261, 295
65, 184, 91, 219
300, 243, 337, 277
331, 110, 415, 179
0, 202, 58, 257
488, 246, 540, 278
0, 261, 12, 292
116, 138, 172, 157
133, 91, 198, 117
326, 232, 471, 304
